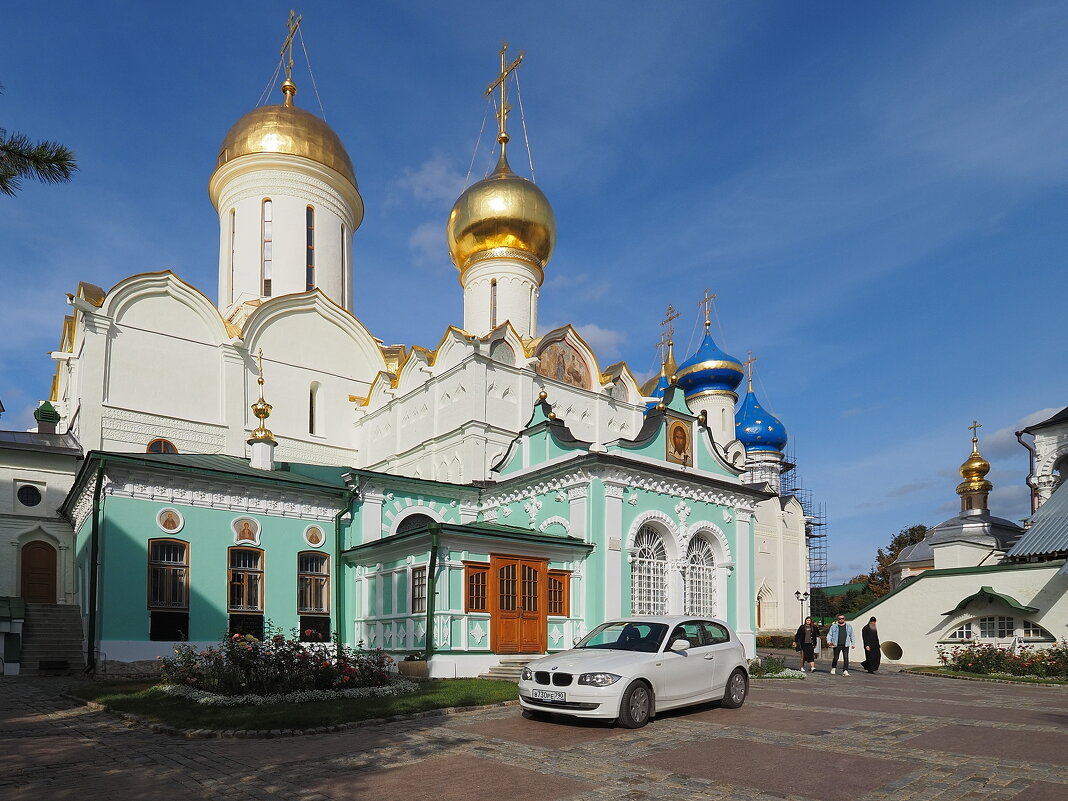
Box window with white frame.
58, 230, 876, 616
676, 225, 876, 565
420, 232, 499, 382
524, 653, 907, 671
630, 525, 668, 615
946, 622, 972, 640
978, 616, 1014, 639
411, 566, 427, 613
1022, 619, 1054, 640
298, 552, 329, 614
261, 199, 273, 296
684, 535, 716, 616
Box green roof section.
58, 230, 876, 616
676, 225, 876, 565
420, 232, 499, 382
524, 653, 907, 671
942, 585, 1040, 616
0, 597, 26, 622
817, 582, 868, 597
344, 520, 594, 557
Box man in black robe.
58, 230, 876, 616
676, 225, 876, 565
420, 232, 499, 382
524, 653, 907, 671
861, 616, 881, 673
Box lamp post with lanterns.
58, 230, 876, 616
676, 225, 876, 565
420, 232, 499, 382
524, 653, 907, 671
794, 589, 810, 622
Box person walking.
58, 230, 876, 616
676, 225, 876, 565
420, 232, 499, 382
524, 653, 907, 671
792, 616, 821, 672
826, 614, 855, 675
861, 616, 881, 673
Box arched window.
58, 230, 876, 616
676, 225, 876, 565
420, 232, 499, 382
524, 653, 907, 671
229, 208, 236, 305
684, 536, 717, 616
147, 438, 178, 454
630, 525, 668, 615
490, 279, 497, 328
298, 552, 329, 614
396, 513, 435, 535
309, 381, 321, 435
261, 199, 273, 296
306, 205, 315, 290
340, 222, 347, 303
229, 547, 263, 612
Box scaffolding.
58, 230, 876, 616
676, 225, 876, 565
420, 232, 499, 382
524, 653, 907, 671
780, 453, 829, 619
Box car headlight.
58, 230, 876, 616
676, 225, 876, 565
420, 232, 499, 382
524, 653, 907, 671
521, 667, 533, 681
577, 672, 621, 687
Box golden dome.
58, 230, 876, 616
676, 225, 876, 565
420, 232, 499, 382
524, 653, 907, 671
447, 152, 555, 274
215, 85, 358, 188
956, 435, 993, 496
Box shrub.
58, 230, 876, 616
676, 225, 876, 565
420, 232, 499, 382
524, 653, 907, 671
936, 640, 1068, 678
159, 625, 396, 696
748, 654, 788, 677
755, 635, 795, 649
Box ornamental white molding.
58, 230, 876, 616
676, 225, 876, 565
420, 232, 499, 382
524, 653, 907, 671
626, 510, 681, 561
470, 621, 487, 644
272, 438, 357, 466
549, 626, 563, 646
433, 615, 451, 649
523, 496, 543, 528
67, 472, 103, 531
102, 466, 341, 522
603, 483, 626, 500
686, 520, 734, 567
539, 516, 571, 535
217, 169, 357, 228
601, 467, 757, 512
385, 501, 446, 536
480, 468, 594, 509
674, 500, 692, 527
101, 406, 226, 449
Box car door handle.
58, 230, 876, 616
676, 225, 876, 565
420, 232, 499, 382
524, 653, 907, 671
703, 655, 715, 660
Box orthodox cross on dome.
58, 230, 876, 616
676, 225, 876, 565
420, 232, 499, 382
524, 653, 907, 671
279, 10, 303, 105
698, 288, 717, 328
742, 351, 758, 391
485, 42, 525, 157
255, 348, 267, 400
661, 303, 680, 343
655, 331, 670, 367
969, 419, 982, 448
250, 348, 274, 441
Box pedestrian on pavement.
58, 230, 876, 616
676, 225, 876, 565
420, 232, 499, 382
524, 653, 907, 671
792, 616, 821, 672
861, 616, 881, 673
826, 614, 855, 675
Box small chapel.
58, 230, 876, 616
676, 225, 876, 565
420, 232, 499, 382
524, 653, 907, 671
0, 22, 811, 677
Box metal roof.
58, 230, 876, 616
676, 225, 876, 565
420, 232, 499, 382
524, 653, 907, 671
1023, 406, 1068, 434
1008, 481, 1068, 558
0, 430, 82, 456
941, 585, 1039, 615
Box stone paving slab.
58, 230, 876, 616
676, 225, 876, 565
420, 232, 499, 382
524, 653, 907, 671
683, 702, 833, 734
456, 712, 627, 747
199, 728, 402, 768
1012, 780, 1068, 801
0, 734, 101, 769
904, 723, 1068, 766
636, 736, 912, 801
304, 753, 594, 801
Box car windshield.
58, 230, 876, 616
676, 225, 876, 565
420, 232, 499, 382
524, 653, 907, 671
575, 621, 668, 652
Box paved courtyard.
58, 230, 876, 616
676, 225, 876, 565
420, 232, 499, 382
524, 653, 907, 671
2, 669, 1066, 801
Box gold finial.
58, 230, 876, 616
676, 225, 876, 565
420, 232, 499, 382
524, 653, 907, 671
968, 419, 982, 451
279, 10, 303, 107
742, 351, 758, 392
698, 288, 717, 329
538, 390, 548, 401
485, 42, 525, 162
250, 349, 274, 441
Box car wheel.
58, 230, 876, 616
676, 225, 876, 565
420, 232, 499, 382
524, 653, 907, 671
720, 668, 748, 709
617, 681, 653, 728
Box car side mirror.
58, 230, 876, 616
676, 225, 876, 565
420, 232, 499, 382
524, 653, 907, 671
670, 639, 690, 652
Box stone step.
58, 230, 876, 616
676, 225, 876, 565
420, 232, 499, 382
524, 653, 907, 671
478, 655, 540, 681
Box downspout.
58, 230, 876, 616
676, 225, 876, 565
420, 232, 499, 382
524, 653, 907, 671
85, 462, 105, 675
425, 523, 440, 660
1016, 430, 1038, 516
333, 488, 358, 645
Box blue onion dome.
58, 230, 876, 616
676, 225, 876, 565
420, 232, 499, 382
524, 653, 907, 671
736, 386, 787, 453
645, 369, 670, 412
676, 325, 744, 398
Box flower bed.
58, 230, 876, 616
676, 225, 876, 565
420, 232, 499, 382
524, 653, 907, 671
158, 679, 418, 707
936, 639, 1068, 678
749, 654, 805, 679
159, 628, 400, 697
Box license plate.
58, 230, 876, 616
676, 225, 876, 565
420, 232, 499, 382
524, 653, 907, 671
531, 689, 565, 702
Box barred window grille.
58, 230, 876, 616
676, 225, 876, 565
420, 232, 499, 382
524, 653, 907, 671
229, 547, 263, 612
298, 552, 329, 614
684, 536, 717, 617
630, 525, 668, 615
149, 540, 188, 609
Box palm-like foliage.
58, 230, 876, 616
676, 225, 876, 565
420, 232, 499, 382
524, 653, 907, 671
0, 127, 77, 196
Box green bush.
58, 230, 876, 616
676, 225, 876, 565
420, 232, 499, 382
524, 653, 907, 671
755, 635, 795, 649
748, 655, 788, 677
159, 626, 394, 696
936, 640, 1068, 678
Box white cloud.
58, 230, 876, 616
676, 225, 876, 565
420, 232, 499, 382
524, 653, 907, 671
392, 154, 465, 205
573, 323, 627, 363
408, 222, 446, 265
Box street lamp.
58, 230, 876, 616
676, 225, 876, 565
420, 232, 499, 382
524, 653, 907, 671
794, 590, 810, 622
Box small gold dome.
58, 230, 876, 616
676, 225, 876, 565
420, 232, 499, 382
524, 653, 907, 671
447, 153, 555, 274
956, 437, 993, 495
216, 96, 358, 188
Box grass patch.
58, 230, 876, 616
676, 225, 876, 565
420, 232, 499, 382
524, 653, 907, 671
67, 678, 518, 730
908, 667, 1067, 686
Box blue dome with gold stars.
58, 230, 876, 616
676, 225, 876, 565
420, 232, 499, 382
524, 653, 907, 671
676, 327, 744, 398
736, 387, 787, 453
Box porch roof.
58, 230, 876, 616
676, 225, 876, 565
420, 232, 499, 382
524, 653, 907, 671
342, 521, 594, 559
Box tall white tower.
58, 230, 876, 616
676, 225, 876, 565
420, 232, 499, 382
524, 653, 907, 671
208, 39, 363, 319
446, 45, 555, 339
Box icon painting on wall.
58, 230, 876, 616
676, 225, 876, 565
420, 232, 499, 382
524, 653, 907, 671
156, 507, 184, 533
666, 420, 693, 467
304, 524, 325, 547
535, 341, 590, 390
232, 516, 261, 545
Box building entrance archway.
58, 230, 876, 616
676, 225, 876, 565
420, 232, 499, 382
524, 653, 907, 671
21, 540, 57, 603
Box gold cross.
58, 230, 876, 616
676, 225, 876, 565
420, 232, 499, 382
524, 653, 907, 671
742, 351, 758, 389
969, 419, 982, 443
256, 349, 266, 399
661, 304, 680, 342
656, 331, 669, 365
698, 288, 717, 326
485, 42, 525, 151
279, 10, 303, 84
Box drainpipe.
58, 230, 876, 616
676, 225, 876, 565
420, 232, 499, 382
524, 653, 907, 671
425, 523, 440, 660
1016, 430, 1038, 516
333, 488, 358, 646
85, 462, 105, 675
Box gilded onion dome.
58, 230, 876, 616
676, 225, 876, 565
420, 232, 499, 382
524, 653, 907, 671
736, 384, 787, 453
447, 151, 556, 275
215, 79, 359, 189
676, 324, 744, 399
956, 430, 993, 497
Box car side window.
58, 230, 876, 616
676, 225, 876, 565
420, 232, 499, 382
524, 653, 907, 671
700, 621, 730, 645
671, 622, 703, 648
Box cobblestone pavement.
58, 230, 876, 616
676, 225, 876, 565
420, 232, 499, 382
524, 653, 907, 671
2, 668, 1066, 801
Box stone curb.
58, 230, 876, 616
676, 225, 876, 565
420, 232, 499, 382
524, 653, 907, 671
900, 669, 1067, 687
65, 693, 521, 739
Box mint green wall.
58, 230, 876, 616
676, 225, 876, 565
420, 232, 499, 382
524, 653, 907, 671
95, 496, 337, 643
585, 481, 607, 624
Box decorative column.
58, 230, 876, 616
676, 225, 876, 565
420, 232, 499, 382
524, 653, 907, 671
734, 508, 756, 657
602, 479, 625, 620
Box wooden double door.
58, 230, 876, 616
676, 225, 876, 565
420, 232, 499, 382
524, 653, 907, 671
489, 555, 547, 654
21, 540, 57, 603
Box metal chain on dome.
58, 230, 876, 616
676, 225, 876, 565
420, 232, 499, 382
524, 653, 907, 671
465, 96, 493, 187
297, 27, 327, 120
514, 69, 536, 183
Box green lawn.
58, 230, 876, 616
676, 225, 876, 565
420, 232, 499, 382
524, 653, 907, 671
908, 667, 1067, 686
67, 678, 519, 731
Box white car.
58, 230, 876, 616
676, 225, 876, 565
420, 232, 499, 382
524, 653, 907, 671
518, 615, 749, 728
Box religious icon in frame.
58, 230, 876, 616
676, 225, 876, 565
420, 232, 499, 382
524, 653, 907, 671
666, 419, 693, 467
304, 524, 325, 548
232, 516, 261, 545
156, 507, 184, 534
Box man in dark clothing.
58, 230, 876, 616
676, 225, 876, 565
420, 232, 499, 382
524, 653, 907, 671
861, 616, 881, 673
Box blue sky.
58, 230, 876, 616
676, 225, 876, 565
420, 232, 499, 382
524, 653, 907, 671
3, 2, 1067, 584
